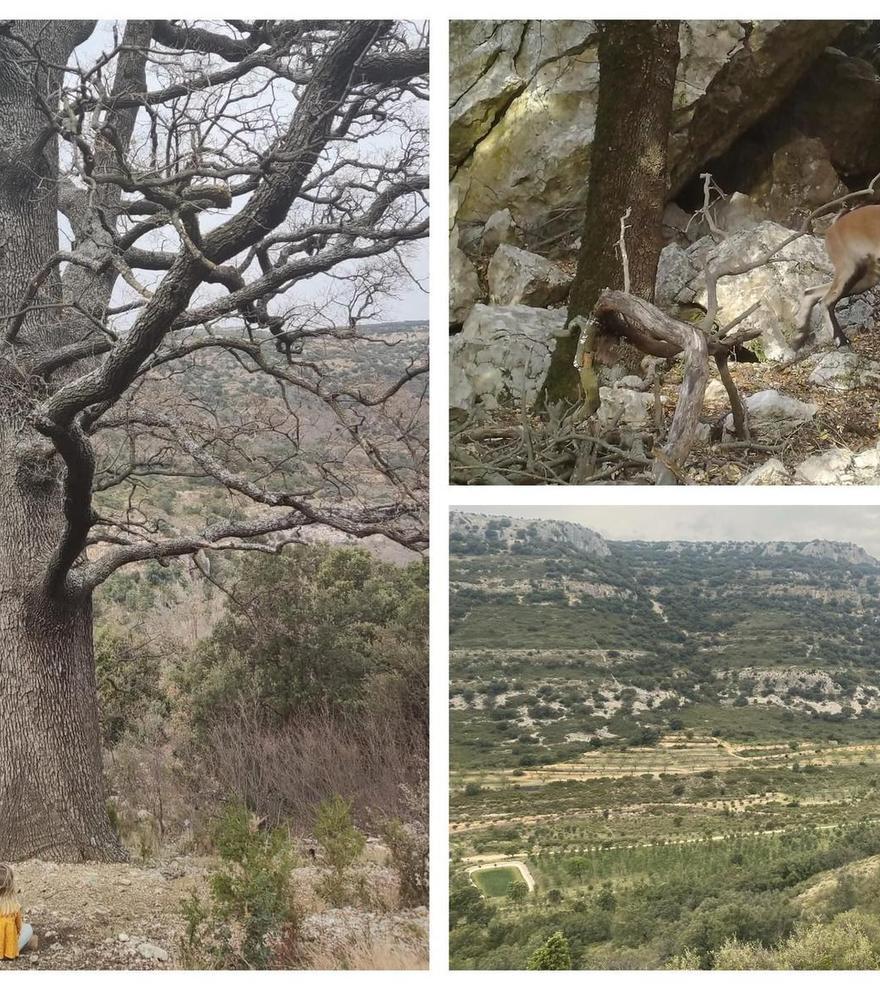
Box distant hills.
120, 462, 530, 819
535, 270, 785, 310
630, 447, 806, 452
450, 513, 880, 764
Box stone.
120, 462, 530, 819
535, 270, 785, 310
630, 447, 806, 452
783, 49, 880, 179
487, 244, 571, 307
794, 447, 855, 484
808, 349, 880, 391
450, 229, 482, 326
712, 192, 770, 233
451, 21, 841, 231
703, 379, 728, 403
595, 387, 654, 432
658, 221, 870, 361
614, 375, 645, 390
481, 209, 523, 254
137, 942, 169, 962
723, 389, 816, 437
738, 457, 791, 485
761, 133, 848, 227
450, 303, 568, 412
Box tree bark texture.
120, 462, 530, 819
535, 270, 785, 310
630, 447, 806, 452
541, 20, 680, 407
0, 21, 125, 860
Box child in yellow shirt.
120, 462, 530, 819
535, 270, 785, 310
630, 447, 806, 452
0, 865, 35, 960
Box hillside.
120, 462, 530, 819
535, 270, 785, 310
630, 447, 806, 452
450, 513, 880, 969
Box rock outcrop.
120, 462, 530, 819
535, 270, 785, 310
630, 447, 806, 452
450, 303, 568, 412
450, 20, 843, 235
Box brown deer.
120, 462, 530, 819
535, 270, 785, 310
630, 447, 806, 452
793, 204, 880, 350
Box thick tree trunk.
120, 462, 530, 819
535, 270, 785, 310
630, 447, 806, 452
0, 590, 125, 861
540, 20, 680, 407
0, 21, 125, 862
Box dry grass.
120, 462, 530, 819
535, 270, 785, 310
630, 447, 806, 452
297, 934, 428, 971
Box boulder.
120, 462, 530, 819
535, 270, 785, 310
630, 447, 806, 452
760, 133, 848, 227
723, 389, 816, 438
794, 443, 880, 484
703, 379, 728, 403
712, 192, 770, 234
808, 349, 880, 391
137, 942, 169, 962
783, 49, 880, 178
481, 209, 523, 254
657, 220, 871, 361
738, 457, 791, 485
450, 229, 482, 325
487, 244, 571, 307
450, 303, 568, 412
595, 387, 654, 432
613, 375, 645, 390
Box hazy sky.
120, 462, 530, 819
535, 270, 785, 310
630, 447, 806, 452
69, 22, 427, 323
459, 506, 880, 557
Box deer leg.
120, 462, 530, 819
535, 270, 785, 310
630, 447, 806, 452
792, 284, 827, 350
818, 261, 868, 348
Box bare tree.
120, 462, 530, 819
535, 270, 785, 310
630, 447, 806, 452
0, 19, 428, 861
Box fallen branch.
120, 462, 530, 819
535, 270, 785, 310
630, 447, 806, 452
594, 290, 708, 484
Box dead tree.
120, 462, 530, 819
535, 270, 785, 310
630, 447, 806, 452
0, 19, 428, 861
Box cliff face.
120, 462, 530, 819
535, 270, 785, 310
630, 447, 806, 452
450, 511, 611, 557
450, 20, 844, 234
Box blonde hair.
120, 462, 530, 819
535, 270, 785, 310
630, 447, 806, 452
0, 865, 20, 917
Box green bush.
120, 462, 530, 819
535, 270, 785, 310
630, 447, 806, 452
180, 804, 298, 969
527, 931, 572, 970
315, 796, 366, 907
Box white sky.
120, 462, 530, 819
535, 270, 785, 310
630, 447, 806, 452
457, 505, 880, 557
69, 21, 427, 323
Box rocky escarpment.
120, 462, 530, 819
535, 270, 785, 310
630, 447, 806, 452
450, 20, 844, 239
450, 511, 611, 557
449, 20, 880, 487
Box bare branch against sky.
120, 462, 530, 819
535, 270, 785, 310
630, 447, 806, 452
457, 506, 880, 557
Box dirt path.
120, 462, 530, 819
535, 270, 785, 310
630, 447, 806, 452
4, 855, 428, 971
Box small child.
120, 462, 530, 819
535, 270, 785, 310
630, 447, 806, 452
0, 865, 35, 960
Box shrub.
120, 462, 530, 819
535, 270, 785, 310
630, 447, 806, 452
180, 804, 298, 969
315, 796, 366, 907
527, 931, 572, 970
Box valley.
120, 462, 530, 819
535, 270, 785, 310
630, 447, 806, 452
449, 511, 880, 969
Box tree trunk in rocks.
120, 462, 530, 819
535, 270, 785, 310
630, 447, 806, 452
0, 20, 125, 861
540, 20, 681, 408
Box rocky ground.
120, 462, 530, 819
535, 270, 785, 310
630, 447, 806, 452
4, 855, 427, 971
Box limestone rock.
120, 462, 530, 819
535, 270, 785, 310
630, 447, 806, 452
487, 244, 571, 307
808, 349, 880, 391
703, 379, 728, 403
450, 230, 482, 325
595, 387, 654, 432
451, 21, 842, 232
738, 457, 791, 485
481, 209, 523, 254
137, 942, 169, 962
784, 49, 880, 178
657, 221, 870, 361
450, 303, 567, 412
794, 442, 880, 485
723, 389, 816, 437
